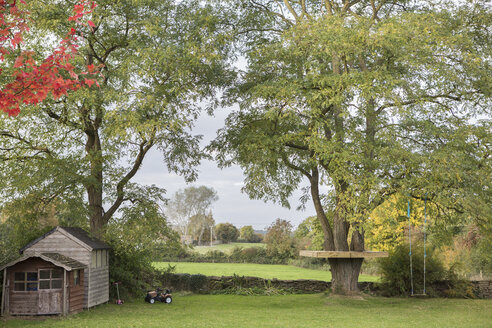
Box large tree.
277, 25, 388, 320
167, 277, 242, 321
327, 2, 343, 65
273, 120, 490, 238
166, 186, 218, 239
0, 0, 233, 237
188, 212, 215, 245
213, 0, 490, 292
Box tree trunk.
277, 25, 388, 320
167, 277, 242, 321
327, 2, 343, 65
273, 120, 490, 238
310, 169, 335, 250
85, 126, 105, 238
329, 194, 365, 293
198, 226, 204, 245
88, 186, 104, 237
329, 258, 364, 293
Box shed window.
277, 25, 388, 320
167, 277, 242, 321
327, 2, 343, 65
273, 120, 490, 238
74, 269, 80, 286
39, 269, 63, 290
13, 272, 38, 291
98, 250, 102, 267
102, 250, 107, 267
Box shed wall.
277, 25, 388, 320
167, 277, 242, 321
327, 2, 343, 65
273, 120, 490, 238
7, 258, 59, 315
69, 270, 84, 314
22, 230, 93, 308
88, 266, 109, 307
20, 229, 110, 309
23, 230, 92, 265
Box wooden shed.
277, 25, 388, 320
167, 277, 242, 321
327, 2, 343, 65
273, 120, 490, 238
2, 226, 111, 313
0, 253, 86, 316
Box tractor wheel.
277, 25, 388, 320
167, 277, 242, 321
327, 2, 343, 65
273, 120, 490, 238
149, 298, 155, 304
164, 296, 172, 304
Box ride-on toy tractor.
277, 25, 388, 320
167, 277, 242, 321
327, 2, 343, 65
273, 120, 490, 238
145, 288, 172, 304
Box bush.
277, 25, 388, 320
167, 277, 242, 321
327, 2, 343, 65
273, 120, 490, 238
215, 223, 240, 243
239, 226, 263, 243
105, 201, 184, 299
109, 246, 158, 299
159, 245, 290, 264
264, 219, 298, 261
378, 243, 447, 296
159, 271, 208, 292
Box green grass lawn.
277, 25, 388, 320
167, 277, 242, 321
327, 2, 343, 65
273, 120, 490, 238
193, 242, 266, 255
154, 262, 379, 282
2, 294, 491, 328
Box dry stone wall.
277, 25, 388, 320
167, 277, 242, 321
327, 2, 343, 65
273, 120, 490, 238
472, 280, 492, 298
160, 273, 491, 298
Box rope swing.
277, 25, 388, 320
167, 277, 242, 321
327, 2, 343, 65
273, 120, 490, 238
408, 194, 428, 297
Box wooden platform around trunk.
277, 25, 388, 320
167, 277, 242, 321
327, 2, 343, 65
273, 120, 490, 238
299, 250, 389, 259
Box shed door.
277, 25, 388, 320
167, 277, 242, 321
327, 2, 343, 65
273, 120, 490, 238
38, 269, 63, 314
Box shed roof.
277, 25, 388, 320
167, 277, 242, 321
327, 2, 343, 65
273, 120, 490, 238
19, 226, 111, 253
0, 253, 87, 271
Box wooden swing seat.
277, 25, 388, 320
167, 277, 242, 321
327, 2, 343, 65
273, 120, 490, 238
299, 250, 389, 259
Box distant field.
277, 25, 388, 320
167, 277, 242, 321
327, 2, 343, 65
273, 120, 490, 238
193, 242, 266, 255
3, 295, 491, 328
154, 262, 380, 282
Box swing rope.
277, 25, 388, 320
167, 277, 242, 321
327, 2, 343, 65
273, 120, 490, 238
408, 200, 414, 296
423, 194, 427, 295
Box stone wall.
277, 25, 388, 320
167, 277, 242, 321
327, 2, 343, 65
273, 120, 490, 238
471, 280, 492, 298
160, 273, 491, 298
206, 276, 331, 293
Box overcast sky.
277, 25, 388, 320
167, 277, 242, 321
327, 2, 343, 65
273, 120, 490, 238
134, 104, 316, 230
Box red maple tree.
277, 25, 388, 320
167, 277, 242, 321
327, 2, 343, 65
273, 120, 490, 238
0, 0, 98, 116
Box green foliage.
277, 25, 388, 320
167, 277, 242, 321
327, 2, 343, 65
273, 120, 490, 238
471, 235, 492, 277
378, 243, 447, 296
160, 246, 286, 264
0, 0, 235, 234
440, 224, 492, 280
212, 1, 491, 294
295, 216, 324, 251
215, 223, 240, 243
109, 243, 156, 299
166, 186, 218, 239
229, 246, 279, 264
188, 212, 215, 245
264, 219, 298, 260
239, 225, 262, 243
159, 272, 208, 292
105, 200, 184, 298
0, 195, 88, 265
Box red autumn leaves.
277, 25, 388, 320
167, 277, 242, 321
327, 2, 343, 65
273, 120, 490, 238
0, 0, 99, 116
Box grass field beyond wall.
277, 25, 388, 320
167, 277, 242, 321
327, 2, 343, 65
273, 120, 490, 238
2, 294, 491, 328
193, 242, 266, 255
154, 262, 379, 282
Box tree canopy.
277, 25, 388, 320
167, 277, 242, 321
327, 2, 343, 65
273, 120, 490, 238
0, 0, 98, 116
166, 186, 218, 239
212, 0, 491, 292
215, 222, 239, 243
0, 0, 233, 236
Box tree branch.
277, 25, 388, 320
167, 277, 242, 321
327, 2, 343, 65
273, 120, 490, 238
280, 152, 312, 178
102, 135, 156, 223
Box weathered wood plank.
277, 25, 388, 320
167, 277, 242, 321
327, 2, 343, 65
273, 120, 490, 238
4, 279, 8, 314
10, 292, 38, 314
63, 270, 67, 316
1, 268, 6, 316
299, 250, 389, 258
68, 276, 84, 315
